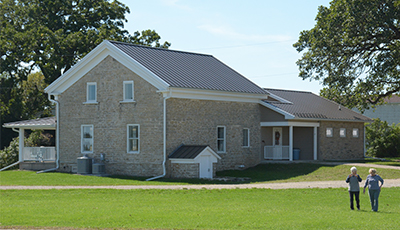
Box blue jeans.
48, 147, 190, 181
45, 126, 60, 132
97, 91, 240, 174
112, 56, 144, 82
368, 189, 380, 211
349, 191, 360, 210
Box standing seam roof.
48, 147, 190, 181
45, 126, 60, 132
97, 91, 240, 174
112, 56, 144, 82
264, 88, 372, 121
109, 41, 267, 94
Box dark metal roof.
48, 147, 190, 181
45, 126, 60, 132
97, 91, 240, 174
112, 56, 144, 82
264, 88, 372, 122
109, 40, 267, 94
3, 117, 56, 128
168, 145, 209, 159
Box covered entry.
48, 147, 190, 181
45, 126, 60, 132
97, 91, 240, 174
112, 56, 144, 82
261, 121, 319, 161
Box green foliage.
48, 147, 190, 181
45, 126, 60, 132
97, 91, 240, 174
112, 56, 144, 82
366, 119, 400, 157
294, 0, 400, 111
0, 137, 18, 169
1, 188, 400, 229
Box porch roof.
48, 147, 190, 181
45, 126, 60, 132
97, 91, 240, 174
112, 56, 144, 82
263, 88, 372, 122
2, 117, 56, 130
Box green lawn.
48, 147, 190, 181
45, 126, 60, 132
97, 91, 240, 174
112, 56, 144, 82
1, 163, 399, 186
1, 188, 400, 229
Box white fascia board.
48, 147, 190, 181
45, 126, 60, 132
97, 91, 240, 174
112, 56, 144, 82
168, 87, 268, 103
45, 40, 169, 95
193, 147, 222, 162
170, 158, 195, 164
260, 121, 320, 127
259, 101, 295, 119
3, 124, 56, 130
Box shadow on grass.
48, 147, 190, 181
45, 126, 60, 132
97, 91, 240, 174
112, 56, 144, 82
108, 163, 336, 185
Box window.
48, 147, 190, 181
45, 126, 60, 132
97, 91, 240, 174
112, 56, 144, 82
123, 81, 134, 102
127, 124, 140, 153
326, 128, 333, 137
340, 128, 346, 137
217, 126, 226, 153
352, 128, 359, 138
86, 82, 97, 103
81, 125, 93, 153
242, 128, 250, 147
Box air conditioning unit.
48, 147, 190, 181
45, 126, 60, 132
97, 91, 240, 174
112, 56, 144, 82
92, 163, 105, 175
77, 155, 92, 174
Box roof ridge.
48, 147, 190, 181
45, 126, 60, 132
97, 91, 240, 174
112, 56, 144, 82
264, 88, 314, 94
107, 40, 213, 57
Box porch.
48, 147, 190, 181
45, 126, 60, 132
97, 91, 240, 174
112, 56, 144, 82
261, 121, 319, 161
1, 117, 57, 171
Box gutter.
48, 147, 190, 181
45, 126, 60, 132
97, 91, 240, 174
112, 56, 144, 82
37, 94, 60, 174
146, 90, 171, 181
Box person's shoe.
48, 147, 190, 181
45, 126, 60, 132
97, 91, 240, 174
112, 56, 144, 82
357, 208, 360, 210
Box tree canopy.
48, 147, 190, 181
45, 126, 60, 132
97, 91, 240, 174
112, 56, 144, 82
0, 0, 170, 149
293, 0, 400, 111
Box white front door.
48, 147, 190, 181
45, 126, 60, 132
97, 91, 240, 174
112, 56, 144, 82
199, 155, 212, 178
272, 127, 283, 159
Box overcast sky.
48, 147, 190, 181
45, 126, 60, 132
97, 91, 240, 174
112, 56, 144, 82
121, 0, 332, 94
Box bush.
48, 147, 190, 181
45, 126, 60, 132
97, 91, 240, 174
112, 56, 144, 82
0, 137, 19, 169
366, 119, 400, 158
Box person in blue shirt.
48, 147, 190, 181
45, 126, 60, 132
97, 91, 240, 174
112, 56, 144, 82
346, 167, 362, 210
363, 168, 384, 212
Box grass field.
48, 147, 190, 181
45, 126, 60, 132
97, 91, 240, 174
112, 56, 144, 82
1, 163, 400, 186
1, 188, 400, 229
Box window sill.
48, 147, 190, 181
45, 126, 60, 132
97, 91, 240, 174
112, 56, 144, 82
242, 146, 250, 148
120, 100, 136, 104
83, 101, 98, 105
127, 151, 140, 154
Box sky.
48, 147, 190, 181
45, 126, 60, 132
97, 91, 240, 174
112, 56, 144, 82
121, 0, 332, 94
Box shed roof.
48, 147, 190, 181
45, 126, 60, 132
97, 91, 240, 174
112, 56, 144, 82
2, 117, 56, 129
109, 41, 267, 94
264, 88, 372, 122
168, 145, 209, 159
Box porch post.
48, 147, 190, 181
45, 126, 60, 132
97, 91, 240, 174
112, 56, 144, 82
19, 128, 24, 162
313, 126, 318, 160
289, 125, 293, 161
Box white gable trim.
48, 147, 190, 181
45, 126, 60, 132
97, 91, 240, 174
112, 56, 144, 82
45, 40, 169, 95
259, 101, 295, 119
265, 91, 293, 104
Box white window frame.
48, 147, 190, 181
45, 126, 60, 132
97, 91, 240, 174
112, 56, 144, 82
127, 124, 140, 153
85, 82, 97, 103
242, 128, 250, 148
326, 128, 333, 137
122, 80, 135, 103
81, 125, 94, 153
340, 128, 346, 138
352, 128, 359, 138
217, 126, 226, 153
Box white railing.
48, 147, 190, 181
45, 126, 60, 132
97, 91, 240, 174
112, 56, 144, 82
22, 147, 56, 162
264, 146, 290, 160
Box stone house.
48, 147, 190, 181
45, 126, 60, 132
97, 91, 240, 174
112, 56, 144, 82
354, 95, 400, 125
3, 40, 372, 178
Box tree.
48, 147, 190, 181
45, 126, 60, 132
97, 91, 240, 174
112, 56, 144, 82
293, 0, 400, 111
366, 119, 400, 158
0, 0, 170, 149
0, 0, 170, 84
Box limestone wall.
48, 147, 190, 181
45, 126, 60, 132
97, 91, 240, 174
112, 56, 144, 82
57, 56, 164, 176
166, 98, 262, 172
318, 121, 365, 160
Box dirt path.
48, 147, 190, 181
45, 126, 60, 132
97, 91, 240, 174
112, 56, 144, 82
1, 178, 400, 190
312, 161, 400, 170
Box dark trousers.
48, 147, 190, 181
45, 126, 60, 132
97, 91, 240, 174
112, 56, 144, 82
349, 191, 360, 210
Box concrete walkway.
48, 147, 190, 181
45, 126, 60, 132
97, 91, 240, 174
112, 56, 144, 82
1, 179, 400, 190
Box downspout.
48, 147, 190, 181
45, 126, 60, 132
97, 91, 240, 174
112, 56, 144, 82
146, 91, 171, 181
37, 94, 60, 174
0, 128, 21, 171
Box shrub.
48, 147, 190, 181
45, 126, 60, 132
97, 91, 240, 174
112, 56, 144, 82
366, 119, 400, 158
0, 137, 19, 169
